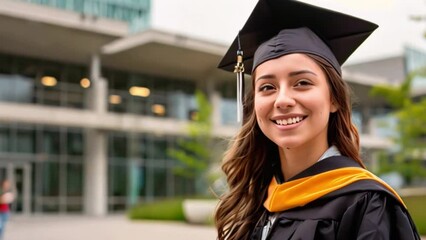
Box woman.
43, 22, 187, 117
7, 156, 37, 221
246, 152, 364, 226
0, 180, 14, 240
215, 0, 420, 239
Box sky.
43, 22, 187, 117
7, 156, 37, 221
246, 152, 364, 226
152, 0, 426, 64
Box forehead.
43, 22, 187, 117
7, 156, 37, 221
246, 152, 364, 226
254, 53, 324, 76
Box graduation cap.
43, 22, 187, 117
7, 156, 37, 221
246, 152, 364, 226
218, 0, 378, 122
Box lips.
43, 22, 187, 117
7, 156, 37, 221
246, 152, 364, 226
273, 116, 306, 126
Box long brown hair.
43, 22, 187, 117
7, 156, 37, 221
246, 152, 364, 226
214, 53, 364, 240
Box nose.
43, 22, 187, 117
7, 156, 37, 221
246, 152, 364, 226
274, 88, 296, 109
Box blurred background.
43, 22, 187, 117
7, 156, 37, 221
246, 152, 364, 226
0, 0, 425, 239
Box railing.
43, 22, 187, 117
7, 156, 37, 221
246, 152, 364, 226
15, 0, 150, 32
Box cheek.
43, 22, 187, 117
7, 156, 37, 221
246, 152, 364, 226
254, 100, 264, 123
254, 106, 263, 123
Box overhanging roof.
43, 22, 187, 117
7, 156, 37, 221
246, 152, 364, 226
0, 0, 231, 82
101, 29, 230, 81
0, 0, 126, 64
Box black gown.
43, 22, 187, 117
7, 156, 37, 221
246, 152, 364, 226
251, 156, 421, 240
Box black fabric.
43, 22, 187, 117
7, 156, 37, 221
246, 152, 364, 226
218, 0, 378, 74
253, 27, 341, 75
251, 156, 421, 240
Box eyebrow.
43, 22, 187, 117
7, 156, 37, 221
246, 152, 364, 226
289, 70, 317, 77
255, 70, 317, 82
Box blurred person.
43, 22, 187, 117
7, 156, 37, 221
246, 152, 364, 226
214, 0, 421, 239
0, 180, 14, 240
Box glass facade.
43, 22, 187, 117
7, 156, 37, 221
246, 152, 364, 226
107, 133, 198, 211
0, 123, 84, 213
0, 123, 201, 213
105, 68, 197, 120
216, 79, 238, 125
14, 0, 151, 32
0, 54, 89, 108
405, 46, 426, 89
0, 53, 222, 213
0, 53, 199, 120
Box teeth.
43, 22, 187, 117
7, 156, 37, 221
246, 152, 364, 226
275, 117, 304, 126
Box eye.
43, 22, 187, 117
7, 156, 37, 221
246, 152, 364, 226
294, 79, 312, 87
258, 84, 275, 92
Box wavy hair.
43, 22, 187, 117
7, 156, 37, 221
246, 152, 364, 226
214, 53, 364, 240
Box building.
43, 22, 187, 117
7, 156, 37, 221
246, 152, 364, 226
0, 0, 418, 216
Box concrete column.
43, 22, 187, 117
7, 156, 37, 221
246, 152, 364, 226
204, 76, 221, 128
84, 54, 108, 216
211, 92, 222, 128
361, 105, 371, 135
22, 163, 32, 215
84, 128, 107, 216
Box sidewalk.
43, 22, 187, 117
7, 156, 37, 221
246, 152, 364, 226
5, 215, 217, 240
4, 215, 426, 240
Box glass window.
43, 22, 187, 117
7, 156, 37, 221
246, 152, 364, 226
0, 53, 90, 108
16, 58, 38, 79
42, 128, 60, 155
127, 162, 145, 202
67, 131, 84, 156
16, 128, 36, 153
217, 80, 237, 99
0, 125, 10, 153
136, 136, 148, 159
109, 164, 127, 197
105, 69, 196, 118
149, 137, 169, 160
128, 95, 150, 115
105, 70, 129, 91
0, 74, 34, 103
63, 65, 87, 84
137, 165, 147, 197
221, 98, 238, 125
66, 162, 83, 196
0, 54, 14, 74
108, 133, 128, 158
152, 167, 167, 197
41, 161, 60, 196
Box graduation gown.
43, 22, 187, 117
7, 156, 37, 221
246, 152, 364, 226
251, 156, 421, 240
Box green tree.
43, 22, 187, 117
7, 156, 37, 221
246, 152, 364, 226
371, 69, 426, 184
168, 89, 213, 195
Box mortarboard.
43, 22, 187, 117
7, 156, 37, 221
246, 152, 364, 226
217, 0, 378, 122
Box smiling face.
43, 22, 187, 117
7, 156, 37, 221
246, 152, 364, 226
254, 53, 337, 151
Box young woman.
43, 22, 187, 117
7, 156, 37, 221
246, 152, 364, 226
215, 1, 421, 239
0, 180, 14, 240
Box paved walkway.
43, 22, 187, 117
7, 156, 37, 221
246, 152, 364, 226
4, 215, 426, 240
5, 215, 217, 240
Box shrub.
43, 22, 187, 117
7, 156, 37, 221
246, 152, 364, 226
128, 198, 185, 221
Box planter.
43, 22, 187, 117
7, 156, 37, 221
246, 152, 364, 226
182, 199, 219, 224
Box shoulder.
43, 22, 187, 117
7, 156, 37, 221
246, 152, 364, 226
336, 190, 420, 239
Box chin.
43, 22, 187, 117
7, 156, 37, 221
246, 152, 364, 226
273, 139, 303, 150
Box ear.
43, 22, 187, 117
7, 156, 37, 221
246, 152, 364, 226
330, 101, 338, 113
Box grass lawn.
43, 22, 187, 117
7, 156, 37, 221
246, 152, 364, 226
404, 195, 426, 235
128, 198, 185, 221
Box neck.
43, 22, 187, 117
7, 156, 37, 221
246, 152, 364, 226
279, 140, 329, 181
